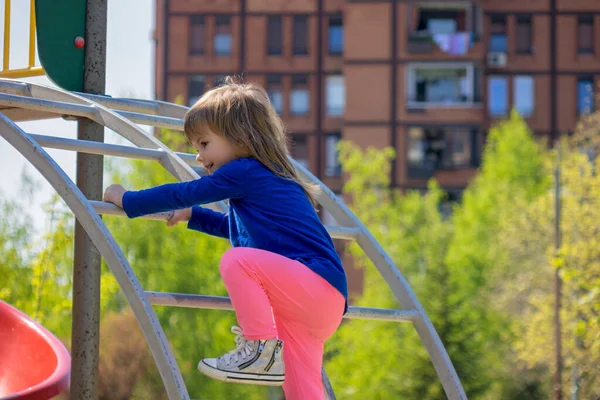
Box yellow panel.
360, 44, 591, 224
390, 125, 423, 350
1, 0, 46, 78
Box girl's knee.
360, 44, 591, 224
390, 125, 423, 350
219, 247, 251, 277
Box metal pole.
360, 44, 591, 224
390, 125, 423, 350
70, 1, 107, 398
553, 142, 563, 400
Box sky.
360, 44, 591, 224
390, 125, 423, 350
0, 1, 154, 237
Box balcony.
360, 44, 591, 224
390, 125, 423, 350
406, 63, 482, 109
407, 126, 479, 180
405, 2, 481, 57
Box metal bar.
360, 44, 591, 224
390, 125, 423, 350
0, 81, 467, 397
0, 113, 190, 399
119, 109, 183, 131
79, 93, 161, 114
3, 81, 228, 221
3, 0, 10, 71
0, 79, 188, 118
29, 0, 36, 68
145, 291, 418, 323
91, 201, 360, 240
15, 82, 206, 400
297, 166, 468, 399
70, 1, 107, 397
28, 133, 200, 165
0, 92, 96, 117
0, 92, 183, 130
322, 368, 337, 400
27, 137, 361, 242
0, 66, 45, 78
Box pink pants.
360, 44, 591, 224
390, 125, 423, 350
220, 247, 345, 400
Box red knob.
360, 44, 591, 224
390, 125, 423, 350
74, 36, 85, 48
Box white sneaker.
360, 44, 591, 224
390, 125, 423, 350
198, 326, 285, 386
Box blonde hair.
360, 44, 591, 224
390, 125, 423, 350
184, 76, 321, 207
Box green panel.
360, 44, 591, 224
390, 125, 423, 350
35, 0, 86, 92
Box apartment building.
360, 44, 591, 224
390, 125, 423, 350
154, 0, 599, 201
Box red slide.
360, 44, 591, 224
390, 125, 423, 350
0, 300, 70, 400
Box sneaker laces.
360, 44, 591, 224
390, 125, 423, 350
221, 326, 254, 366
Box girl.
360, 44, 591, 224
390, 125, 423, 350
103, 77, 348, 399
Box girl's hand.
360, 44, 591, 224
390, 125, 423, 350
167, 207, 193, 227
103, 184, 127, 208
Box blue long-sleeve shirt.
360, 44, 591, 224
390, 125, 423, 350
121, 157, 348, 310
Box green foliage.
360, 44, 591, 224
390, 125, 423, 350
0, 192, 33, 304
327, 113, 555, 399
326, 142, 490, 399
0, 192, 77, 340
498, 138, 600, 399
445, 112, 552, 396
449, 111, 550, 295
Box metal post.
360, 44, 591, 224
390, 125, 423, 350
70, 1, 107, 398
553, 142, 563, 400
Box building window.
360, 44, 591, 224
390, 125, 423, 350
189, 16, 205, 55
578, 16, 594, 54
293, 15, 309, 55
214, 16, 232, 56
326, 75, 345, 116
213, 75, 227, 87
325, 133, 342, 177
578, 78, 594, 115
328, 15, 343, 55
266, 75, 283, 114
188, 76, 205, 106
407, 127, 474, 174
407, 64, 476, 105
489, 15, 507, 53
267, 16, 283, 56
290, 75, 309, 116
290, 134, 309, 169
513, 76, 534, 117
516, 15, 532, 54
488, 76, 508, 116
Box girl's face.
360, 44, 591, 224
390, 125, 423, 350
192, 128, 239, 174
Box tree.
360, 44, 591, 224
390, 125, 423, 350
326, 112, 554, 399
325, 142, 491, 399
0, 191, 33, 307
98, 310, 155, 400
445, 111, 552, 397
498, 137, 600, 399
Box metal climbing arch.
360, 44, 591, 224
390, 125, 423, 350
0, 78, 467, 399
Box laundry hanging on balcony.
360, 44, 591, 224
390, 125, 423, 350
432, 32, 472, 56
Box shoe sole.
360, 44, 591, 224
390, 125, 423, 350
198, 360, 285, 386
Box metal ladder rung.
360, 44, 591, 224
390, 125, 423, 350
28, 133, 199, 166
0, 80, 173, 117
26, 133, 362, 240
0, 78, 468, 399
79, 93, 162, 115
0, 92, 183, 131
92, 201, 361, 241
145, 291, 418, 323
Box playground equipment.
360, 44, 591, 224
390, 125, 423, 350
0, 1, 468, 399
0, 0, 85, 90
0, 80, 467, 400
0, 0, 43, 79
0, 300, 71, 400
